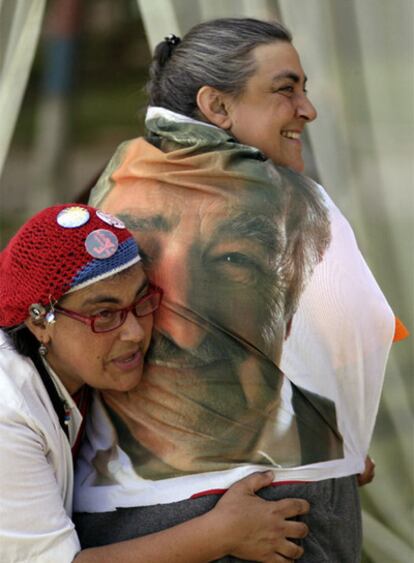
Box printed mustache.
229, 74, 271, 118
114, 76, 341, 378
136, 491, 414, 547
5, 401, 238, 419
146, 328, 248, 368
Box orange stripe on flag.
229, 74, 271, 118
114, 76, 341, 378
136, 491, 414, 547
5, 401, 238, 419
393, 317, 409, 342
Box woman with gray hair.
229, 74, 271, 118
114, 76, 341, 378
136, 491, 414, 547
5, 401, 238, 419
147, 18, 299, 172
76, 17, 397, 562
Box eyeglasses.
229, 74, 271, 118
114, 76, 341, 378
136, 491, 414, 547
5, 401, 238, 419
54, 284, 162, 333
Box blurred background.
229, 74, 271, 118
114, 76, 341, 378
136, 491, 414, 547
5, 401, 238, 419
0, 1, 412, 560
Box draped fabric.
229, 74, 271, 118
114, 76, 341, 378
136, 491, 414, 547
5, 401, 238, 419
73, 109, 393, 511
92, 113, 344, 477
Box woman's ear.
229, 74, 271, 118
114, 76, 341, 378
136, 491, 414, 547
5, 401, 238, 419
25, 317, 52, 346
196, 86, 233, 130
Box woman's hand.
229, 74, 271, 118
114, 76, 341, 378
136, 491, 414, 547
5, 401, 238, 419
357, 456, 376, 486
212, 471, 309, 562
75, 471, 309, 563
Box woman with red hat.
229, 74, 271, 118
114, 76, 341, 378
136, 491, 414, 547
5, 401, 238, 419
0, 203, 309, 562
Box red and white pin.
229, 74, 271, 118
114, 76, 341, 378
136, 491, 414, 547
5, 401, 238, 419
96, 210, 125, 229
85, 229, 119, 259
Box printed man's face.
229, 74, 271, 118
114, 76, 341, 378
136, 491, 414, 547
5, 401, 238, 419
102, 180, 289, 471
112, 182, 286, 357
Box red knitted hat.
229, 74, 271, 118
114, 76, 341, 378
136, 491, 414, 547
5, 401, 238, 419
0, 204, 141, 327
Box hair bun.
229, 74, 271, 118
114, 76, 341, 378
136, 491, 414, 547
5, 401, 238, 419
164, 33, 181, 47
154, 33, 181, 67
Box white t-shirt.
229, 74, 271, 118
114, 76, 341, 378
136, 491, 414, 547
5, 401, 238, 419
0, 333, 81, 562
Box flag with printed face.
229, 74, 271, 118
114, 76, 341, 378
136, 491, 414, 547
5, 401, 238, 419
74, 109, 393, 512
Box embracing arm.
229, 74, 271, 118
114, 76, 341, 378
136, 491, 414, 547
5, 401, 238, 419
0, 406, 308, 563
74, 472, 309, 563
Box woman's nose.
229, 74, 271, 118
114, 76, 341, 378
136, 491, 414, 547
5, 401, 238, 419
297, 95, 317, 122
119, 310, 146, 342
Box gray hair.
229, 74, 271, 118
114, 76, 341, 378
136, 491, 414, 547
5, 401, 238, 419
267, 164, 331, 324
147, 18, 292, 119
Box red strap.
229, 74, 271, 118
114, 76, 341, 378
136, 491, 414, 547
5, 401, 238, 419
190, 480, 309, 499
71, 385, 92, 461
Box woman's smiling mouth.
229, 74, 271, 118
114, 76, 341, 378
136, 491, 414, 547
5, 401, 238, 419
281, 130, 301, 140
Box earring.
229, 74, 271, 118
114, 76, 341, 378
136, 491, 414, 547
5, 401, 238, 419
39, 342, 48, 356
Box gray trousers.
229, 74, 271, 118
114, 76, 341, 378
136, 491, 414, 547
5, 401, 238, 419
74, 475, 361, 562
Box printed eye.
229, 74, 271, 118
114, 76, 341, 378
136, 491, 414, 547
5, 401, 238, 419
206, 234, 272, 286
210, 252, 262, 285
219, 252, 255, 266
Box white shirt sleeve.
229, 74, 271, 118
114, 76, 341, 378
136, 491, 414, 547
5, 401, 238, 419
0, 398, 80, 562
